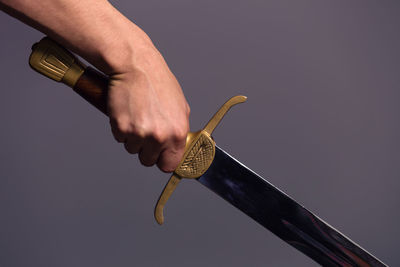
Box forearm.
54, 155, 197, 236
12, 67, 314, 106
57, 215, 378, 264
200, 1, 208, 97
0, 0, 152, 74
1, 0, 190, 172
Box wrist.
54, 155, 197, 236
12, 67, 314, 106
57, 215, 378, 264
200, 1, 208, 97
63, 2, 157, 76
97, 20, 157, 76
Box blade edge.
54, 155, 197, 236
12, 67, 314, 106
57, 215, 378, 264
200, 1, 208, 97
197, 146, 386, 267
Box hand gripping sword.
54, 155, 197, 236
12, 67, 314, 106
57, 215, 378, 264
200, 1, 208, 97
29, 37, 387, 267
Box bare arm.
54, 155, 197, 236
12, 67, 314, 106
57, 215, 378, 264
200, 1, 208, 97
0, 0, 190, 172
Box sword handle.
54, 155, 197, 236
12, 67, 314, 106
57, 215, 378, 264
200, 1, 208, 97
29, 37, 247, 225
29, 37, 109, 115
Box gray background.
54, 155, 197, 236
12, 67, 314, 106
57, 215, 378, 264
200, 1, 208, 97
0, 1, 399, 266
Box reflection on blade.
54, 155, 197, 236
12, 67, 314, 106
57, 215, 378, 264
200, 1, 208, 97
197, 146, 386, 267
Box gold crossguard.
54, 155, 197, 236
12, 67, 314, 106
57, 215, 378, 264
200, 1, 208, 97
154, 95, 247, 225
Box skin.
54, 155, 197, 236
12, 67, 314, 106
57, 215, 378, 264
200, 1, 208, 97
0, 0, 190, 172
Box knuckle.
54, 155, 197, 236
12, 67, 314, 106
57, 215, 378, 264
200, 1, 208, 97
132, 117, 153, 139
152, 129, 167, 145
133, 124, 148, 139
115, 118, 132, 135
171, 126, 187, 145
115, 118, 150, 139
186, 104, 191, 116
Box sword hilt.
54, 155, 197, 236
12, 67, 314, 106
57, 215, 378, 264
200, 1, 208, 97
29, 37, 247, 225
30, 37, 109, 114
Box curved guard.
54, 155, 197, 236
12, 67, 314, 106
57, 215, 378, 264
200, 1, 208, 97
204, 95, 247, 134
154, 174, 181, 225
154, 95, 247, 224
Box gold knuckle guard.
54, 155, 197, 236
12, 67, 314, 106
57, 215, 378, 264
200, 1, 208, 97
155, 95, 247, 225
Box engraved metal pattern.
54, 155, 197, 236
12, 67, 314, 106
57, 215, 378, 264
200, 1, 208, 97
175, 133, 215, 178
39, 47, 71, 79
30, 37, 86, 87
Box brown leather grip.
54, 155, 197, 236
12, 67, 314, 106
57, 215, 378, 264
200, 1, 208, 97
73, 67, 110, 115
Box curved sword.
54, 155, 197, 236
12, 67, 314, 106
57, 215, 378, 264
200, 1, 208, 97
29, 37, 387, 266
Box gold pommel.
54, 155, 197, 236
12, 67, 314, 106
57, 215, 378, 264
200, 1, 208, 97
29, 37, 86, 88
154, 95, 247, 225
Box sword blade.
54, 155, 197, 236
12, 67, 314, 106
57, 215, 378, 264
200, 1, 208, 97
197, 146, 386, 267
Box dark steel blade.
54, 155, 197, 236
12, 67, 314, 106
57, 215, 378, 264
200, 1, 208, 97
197, 146, 386, 267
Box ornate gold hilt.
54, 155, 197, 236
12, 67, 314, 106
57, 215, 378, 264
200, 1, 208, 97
154, 95, 246, 224
28, 37, 247, 225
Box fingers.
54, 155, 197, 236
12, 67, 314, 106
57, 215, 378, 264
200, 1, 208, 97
110, 119, 187, 171
157, 146, 185, 173
138, 137, 162, 167
124, 136, 142, 154
106, 65, 190, 173
126, 135, 185, 171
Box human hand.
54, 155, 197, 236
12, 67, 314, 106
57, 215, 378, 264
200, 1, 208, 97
0, 0, 190, 172
106, 34, 190, 172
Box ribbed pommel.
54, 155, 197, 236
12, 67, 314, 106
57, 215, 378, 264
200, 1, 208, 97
29, 37, 86, 88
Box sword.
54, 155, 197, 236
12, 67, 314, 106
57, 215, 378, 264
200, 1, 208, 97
29, 37, 387, 267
